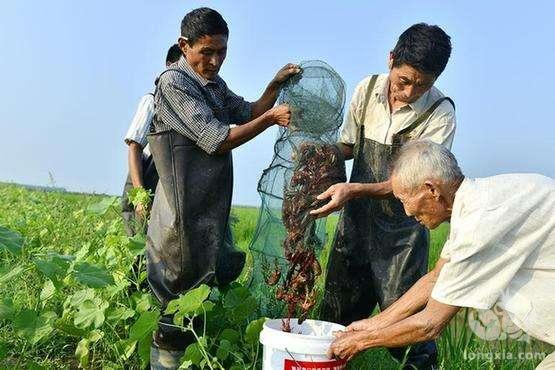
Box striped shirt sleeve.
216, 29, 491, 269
157, 78, 230, 154
124, 94, 154, 148
224, 84, 252, 125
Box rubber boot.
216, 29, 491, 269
150, 341, 185, 370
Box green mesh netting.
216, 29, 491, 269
248, 60, 347, 324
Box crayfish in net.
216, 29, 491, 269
268, 142, 345, 332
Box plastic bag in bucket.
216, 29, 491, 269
259, 319, 347, 370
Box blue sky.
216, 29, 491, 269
1, 0, 553, 206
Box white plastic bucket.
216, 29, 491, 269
259, 318, 347, 370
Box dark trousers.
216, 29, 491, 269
320, 212, 437, 369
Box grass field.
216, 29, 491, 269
0, 183, 551, 369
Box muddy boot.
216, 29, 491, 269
150, 341, 185, 370
150, 330, 189, 370
150, 316, 200, 370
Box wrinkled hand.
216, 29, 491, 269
327, 330, 370, 362
272, 63, 301, 85
265, 104, 291, 127
309, 183, 353, 218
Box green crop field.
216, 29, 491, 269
0, 183, 550, 369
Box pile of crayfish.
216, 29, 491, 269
264, 142, 345, 332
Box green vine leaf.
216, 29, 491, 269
182, 342, 203, 366
86, 197, 118, 216
39, 279, 56, 303
74, 299, 109, 329
115, 339, 137, 361
219, 328, 240, 344
129, 310, 160, 341
127, 234, 146, 256
165, 284, 211, 317
75, 338, 90, 368
223, 287, 257, 324
216, 339, 232, 361
0, 299, 14, 321
14, 309, 57, 345
127, 187, 153, 208
0, 265, 25, 285
105, 306, 135, 322
0, 226, 23, 255
245, 317, 266, 345
73, 262, 114, 288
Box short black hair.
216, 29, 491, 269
180, 7, 228, 45
392, 23, 452, 77
166, 44, 182, 64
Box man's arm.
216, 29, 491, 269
310, 180, 392, 218
124, 93, 154, 218
328, 259, 455, 361
364, 299, 460, 348
346, 258, 448, 332
328, 299, 460, 361
127, 141, 148, 218
312, 92, 456, 219
250, 64, 301, 119
158, 72, 294, 155
218, 63, 299, 152
310, 135, 394, 217
125, 94, 153, 188
128, 142, 144, 188
216, 104, 290, 153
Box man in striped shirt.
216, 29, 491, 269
147, 8, 299, 368
121, 44, 182, 236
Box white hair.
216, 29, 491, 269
391, 140, 463, 191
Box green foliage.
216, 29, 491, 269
14, 309, 57, 345
0, 299, 14, 321
0, 183, 549, 369
34, 252, 73, 287
127, 234, 146, 256
0, 185, 276, 369
0, 185, 156, 368
73, 261, 115, 288
165, 284, 212, 320
163, 284, 265, 369
75, 330, 104, 368
127, 187, 153, 209
128, 310, 160, 365
129, 311, 160, 341
73, 298, 109, 329
222, 286, 257, 325
86, 196, 118, 216
0, 226, 23, 255
0, 265, 25, 284
244, 317, 265, 345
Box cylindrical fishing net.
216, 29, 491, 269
248, 60, 347, 329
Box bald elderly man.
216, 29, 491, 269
328, 141, 554, 369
